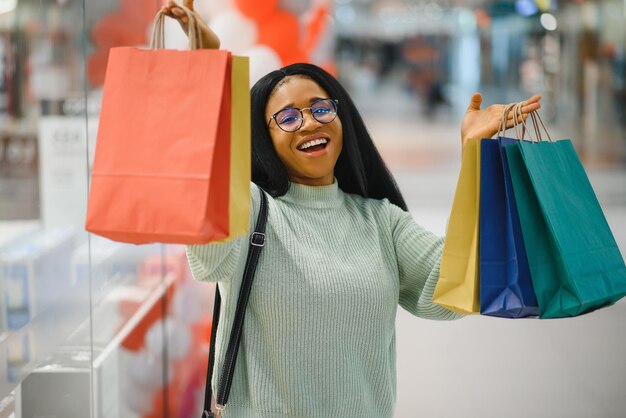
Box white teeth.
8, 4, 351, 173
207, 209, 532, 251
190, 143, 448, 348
298, 138, 328, 150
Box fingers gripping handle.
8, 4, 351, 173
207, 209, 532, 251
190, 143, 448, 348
497, 103, 516, 139
150, 4, 203, 50
512, 103, 553, 143
497, 102, 552, 143
512, 102, 533, 141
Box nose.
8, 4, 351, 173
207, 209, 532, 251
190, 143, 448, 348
299, 108, 320, 132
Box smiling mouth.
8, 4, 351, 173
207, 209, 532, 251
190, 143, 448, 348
297, 138, 329, 153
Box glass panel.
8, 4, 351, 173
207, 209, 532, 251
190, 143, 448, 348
81, 0, 215, 416
0, 0, 93, 416
163, 245, 214, 417
83, 0, 168, 417
0, 1, 210, 417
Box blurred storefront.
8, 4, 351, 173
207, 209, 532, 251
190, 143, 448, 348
334, 0, 626, 164
0, 0, 624, 417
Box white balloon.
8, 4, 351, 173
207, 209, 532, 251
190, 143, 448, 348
128, 350, 171, 390
145, 318, 192, 360
163, 15, 192, 50
279, 0, 312, 16
172, 279, 211, 323
122, 378, 154, 414
169, 323, 192, 359
241, 45, 283, 85
119, 349, 152, 412
196, 0, 234, 19
209, 10, 257, 54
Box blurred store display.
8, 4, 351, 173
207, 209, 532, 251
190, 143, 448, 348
0, 131, 38, 220
0, 234, 213, 417
85, 0, 334, 86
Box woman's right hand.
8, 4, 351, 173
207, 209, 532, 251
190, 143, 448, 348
160, 0, 220, 49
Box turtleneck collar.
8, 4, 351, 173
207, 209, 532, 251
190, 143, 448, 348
278, 178, 344, 209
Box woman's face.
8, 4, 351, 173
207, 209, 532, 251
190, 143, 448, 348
265, 76, 343, 186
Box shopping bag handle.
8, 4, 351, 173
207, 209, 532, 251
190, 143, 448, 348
527, 109, 553, 142
496, 103, 516, 139
497, 102, 534, 141
149, 4, 203, 51
511, 102, 537, 142
497, 102, 553, 143
512, 103, 554, 143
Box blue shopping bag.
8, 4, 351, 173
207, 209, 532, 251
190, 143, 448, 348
479, 137, 538, 318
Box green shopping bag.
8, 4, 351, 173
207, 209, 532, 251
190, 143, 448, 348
505, 116, 626, 318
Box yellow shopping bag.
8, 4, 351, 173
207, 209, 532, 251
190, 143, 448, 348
223, 55, 251, 241
433, 139, 481, 314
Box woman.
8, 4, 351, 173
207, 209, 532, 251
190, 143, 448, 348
164, 2, 542, 417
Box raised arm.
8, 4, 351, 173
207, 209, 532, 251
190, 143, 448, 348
161, 0, 221, 49
460, 93, 542, 156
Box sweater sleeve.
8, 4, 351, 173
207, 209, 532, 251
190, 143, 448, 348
389, 202, 464, 320
185, 182, 259, 283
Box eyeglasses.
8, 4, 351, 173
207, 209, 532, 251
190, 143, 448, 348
267, 98, 339, 133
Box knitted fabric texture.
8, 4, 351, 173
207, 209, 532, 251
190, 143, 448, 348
186, 180, 462, 418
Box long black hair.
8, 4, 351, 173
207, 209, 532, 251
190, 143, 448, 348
250, 63, 408, 211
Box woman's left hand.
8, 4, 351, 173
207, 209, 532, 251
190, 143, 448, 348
460, 93, 542, 148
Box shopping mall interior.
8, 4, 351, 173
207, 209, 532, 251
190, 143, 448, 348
0, 0, 625, 417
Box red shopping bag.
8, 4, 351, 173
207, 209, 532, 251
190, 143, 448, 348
86, 43, 233, 244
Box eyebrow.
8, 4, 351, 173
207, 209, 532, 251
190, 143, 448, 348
275, 97, 328, 112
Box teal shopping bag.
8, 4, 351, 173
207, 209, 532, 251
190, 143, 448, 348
505, 138, 626, 318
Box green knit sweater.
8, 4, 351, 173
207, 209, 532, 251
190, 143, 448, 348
186, 180, 461, 418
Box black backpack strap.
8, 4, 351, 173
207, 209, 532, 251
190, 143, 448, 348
202, 187, 268, 418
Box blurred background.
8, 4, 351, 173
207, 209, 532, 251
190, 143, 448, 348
0, 0, 624, 417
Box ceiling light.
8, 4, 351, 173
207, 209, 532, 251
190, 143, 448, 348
540, 13, 557, 31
